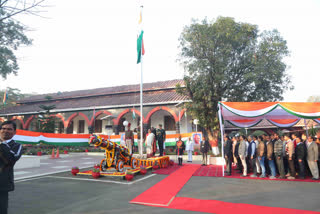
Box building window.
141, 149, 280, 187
30, 121, 37, 131
164, 116, 175, 131
78, 120, 85, 133
94, 120, 102, 133
66, 121, 74, 134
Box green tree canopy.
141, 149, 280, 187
0, 87, 26, 109
177, 17, 292, 140
37, 96, 56, 133
307, 95, 320, 102
0, 0, 45, 79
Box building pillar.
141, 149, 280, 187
176, 122, 180, 134
113, 125, 119, 135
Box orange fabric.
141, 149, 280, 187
16, 129, 41, 137
231, 119, 258, 123
221, 102, 277, 111
269, 119, 299, 124
221, 102, 320, 114
280, 102, 320, 114
42, 133, 90, 138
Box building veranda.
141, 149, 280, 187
0, 80, 195, 135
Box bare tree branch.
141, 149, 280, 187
0, 0, 46, 22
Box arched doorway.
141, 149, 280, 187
149, 110, 177, 134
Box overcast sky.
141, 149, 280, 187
1, 0, 320, 102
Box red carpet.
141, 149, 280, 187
152, 163, 183, 175
193, 165, 320, 183
130, 164, 200, 206
131, 164, 320, 213
167, 197, 320, 214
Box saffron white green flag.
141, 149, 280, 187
137, 8, 145, 64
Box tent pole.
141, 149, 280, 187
304, 119, 309, 138
218, 103, 225, 177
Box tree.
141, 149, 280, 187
0, 0, 46, 79
177, 17, 292, 142
307, 95, 320, 102
37, 96, 56, 133
0, 87, 26, 109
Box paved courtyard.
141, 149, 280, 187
10, 154, 320, 214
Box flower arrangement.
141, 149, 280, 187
125, 170, 134, 181
92, 168, 100, 173
71, 166, 79, 176
139, 166, 147, 175
152, 162, 160, 170
126, 170, 134, 175
92, 168, 100, 179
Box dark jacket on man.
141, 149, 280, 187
234, 141, 240, 157
224, 139, 233, 158
200, 140, 210, 153
295, 142, 307, 160
0, 140, 22, 192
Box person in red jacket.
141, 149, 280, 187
176, 135, 185, 165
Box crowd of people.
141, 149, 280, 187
224, 132, 320, 180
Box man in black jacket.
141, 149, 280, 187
156, 124, 166, 156
295, 135, 307, 179
224, 135, 233, 175
0, 121, 22, 214
200, 136, 210, 166
233, 136, 242, 173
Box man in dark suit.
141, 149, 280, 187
295, 135, 307, 179
200, 136, 210, 166
0, 121, 23, 214
224, 135, 233, 175
156, 124, 166, 156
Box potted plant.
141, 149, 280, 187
139, 165, 147, 175
85, 148, 89, 152
64, 150, 68, 154
125, 170, 134, 181
37, 149, 42, 156
152, 163, 159, 170
92, 168, 100, 179
71, 166, 79, 176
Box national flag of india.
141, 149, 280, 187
3, 88, 8, 105
137, 8, 145, 64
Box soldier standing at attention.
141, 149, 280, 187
156, 124, 166, 156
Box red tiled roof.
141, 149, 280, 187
0, 80, 189, 116
19, 79, 185, 104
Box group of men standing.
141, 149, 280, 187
124, 122, 166, 157
224, 132, 319, 180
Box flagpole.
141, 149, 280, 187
139, 5, 144, 158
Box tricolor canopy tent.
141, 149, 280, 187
218, 102, 320, 176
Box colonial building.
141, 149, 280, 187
0, 79, 194, 135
